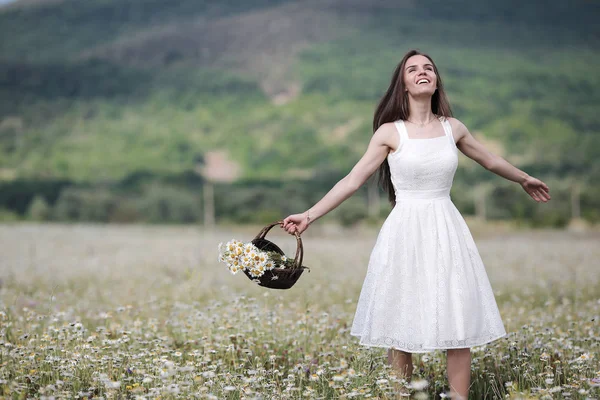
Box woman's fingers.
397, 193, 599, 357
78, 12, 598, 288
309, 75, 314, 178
543, 183, 550, 193
538, 189, 548, 201
535, 180, 550, 195
532, 185, 550, 202
541, 189, 551, 201
282, 215, 306, 235
536, 190, 546, 202
283, 222, 297, 234
530, 189, 540, 202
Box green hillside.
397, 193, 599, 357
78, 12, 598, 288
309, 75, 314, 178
0, 0, 599, 225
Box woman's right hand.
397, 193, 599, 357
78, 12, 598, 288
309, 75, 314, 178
281, 213, 310, 235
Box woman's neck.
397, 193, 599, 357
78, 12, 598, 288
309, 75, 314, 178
407, 95, 435, 124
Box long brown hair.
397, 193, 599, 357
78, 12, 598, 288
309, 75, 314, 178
373, 49, 454, 206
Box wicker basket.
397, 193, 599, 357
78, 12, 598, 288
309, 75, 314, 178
242, 221, 309, 289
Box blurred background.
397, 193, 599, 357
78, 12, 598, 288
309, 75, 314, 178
0, 0, 598, 229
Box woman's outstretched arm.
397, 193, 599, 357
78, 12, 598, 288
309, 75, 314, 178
449, 118, 551, 203
281, 123, 397, 235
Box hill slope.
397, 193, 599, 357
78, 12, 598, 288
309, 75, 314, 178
0, 0, 598, 189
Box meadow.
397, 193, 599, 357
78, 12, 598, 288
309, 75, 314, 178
0, 222, 598, 399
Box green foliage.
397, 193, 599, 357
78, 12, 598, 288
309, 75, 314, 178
0, 179, 72, 214
26, 195, 51, 221
135, 183, 201, 224
52, 187, 116, 222
215, 180, 308, 224
0, 207, 20, 222
581, 187, 600, 223
0, 0, 598, 225
0, 0, 295, 61
336, 197, 369, 227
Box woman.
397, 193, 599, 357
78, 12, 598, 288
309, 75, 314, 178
281, 49, 550, 399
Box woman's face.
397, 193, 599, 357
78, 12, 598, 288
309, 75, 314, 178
402, 54, 438, 97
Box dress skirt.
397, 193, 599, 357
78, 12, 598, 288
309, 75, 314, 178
349, 195, 507, 353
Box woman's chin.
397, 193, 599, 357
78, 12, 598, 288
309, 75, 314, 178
409, 88, 436, 98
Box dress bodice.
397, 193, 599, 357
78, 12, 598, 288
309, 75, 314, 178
387, 117, 458, 201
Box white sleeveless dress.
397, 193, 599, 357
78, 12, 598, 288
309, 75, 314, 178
349, 117, 507, 353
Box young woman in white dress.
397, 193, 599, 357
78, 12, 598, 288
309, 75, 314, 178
281, 50, 551, 399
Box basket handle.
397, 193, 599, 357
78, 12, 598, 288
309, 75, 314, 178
254, 220, 304, 269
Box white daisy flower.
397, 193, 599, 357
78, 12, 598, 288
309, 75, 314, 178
248, 269, 257, 277
241, 256, 252, 268
244, 243, 255, 254
229, 260, 242, 274
409, 379, 429, 391
250, 251, 262, 264
257, 252, 267, 264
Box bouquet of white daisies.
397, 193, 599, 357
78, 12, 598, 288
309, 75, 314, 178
218, 239, 296, 279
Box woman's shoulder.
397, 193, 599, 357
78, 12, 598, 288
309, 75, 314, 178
441, 116, 459, 125
373, 122, 402, 148
442, 116, 466, 131
444, 117, 469, 140
375, 121, 400, 136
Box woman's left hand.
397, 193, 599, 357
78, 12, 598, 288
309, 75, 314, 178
521, 176, 551, 203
